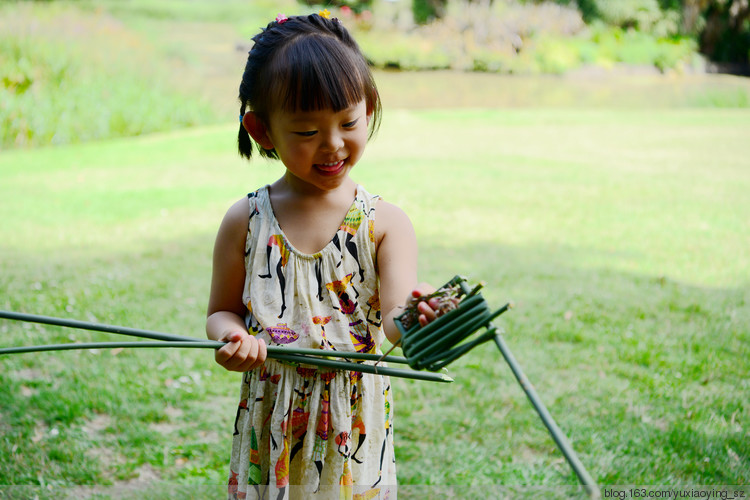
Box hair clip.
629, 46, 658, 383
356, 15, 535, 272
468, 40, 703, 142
275, 13, 288, 24
318, 9, 331, 19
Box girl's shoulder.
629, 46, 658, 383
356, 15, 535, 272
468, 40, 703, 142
222, 187, 268, 229
215, 192, 259, 247
224, 196, 252, 227
372, 197, 415, 246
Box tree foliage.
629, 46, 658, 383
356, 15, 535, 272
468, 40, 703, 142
527, 0, 750, 63
409, 0, 749, 64
691, 0, 750, 63
413, 0, 448, 24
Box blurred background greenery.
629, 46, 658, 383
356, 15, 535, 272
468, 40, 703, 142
2, 0, 749, 149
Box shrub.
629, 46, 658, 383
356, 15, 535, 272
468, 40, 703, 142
524, 0, 682, 36
353, 1, 694, 74
593, 0, 680, 37
588, 23, 697, 71
0, 3, 217, 149
413, 0, 448, 24
355, 30, 455, 70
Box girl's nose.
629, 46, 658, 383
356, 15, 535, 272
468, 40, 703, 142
321, 131, 344, 152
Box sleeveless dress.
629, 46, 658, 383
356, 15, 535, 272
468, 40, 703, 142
227, 185, 397, 500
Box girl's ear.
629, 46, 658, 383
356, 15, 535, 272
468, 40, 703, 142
242, 112, 274, 150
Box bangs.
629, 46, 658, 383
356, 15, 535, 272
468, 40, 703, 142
267, 34, 371, 113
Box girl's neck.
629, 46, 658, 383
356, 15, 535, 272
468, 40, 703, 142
274, 173, 357, 204
267, 176, 358, 255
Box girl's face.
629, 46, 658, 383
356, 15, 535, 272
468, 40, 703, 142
265, 99, 370, 194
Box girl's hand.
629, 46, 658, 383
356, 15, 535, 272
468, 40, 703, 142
412, 283, 439, 327
214, 330, 267, 372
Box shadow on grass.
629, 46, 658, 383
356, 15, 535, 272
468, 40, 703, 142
0, 233, 748, 488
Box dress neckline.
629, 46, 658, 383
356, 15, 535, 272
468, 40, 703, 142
259, 184, 361, 259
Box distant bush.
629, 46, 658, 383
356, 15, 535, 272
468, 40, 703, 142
412, 0, 447, 24
592, 0, 681, 37
0, 3, 218, 149
351, 1, 696, 74
355, 30, 456, 70
589, 24, 696, 70
535, 0, 750, 65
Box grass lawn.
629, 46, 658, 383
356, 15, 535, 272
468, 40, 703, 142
1, 106, 748, 498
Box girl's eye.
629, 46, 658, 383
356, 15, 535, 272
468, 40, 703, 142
294, 130, 317, 137
343, 119, 359, 129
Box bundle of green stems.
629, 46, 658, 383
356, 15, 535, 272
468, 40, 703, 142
394, 275, 511, 371
0, 310, 452, 383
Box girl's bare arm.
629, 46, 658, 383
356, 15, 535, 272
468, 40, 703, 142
206, 198, 267, 371
375, 201, 439, 344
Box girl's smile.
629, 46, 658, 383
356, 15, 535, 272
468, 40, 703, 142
315, 159, 346, 176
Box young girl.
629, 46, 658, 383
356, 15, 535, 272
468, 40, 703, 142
206, 12, 439, 500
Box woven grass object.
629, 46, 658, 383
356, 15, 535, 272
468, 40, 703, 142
394, 276, 511, 371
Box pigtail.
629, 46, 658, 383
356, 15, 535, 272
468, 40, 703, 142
237, 55, 254, 159
236, 21, 282, 160
237, 102, 254, 159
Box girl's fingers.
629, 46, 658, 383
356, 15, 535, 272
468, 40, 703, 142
216, 334, 267, 372
225, 331, 244, 343
214, 332, 267, 372
252, 338, 268, 369
417, 300, 437, 326
238, 336, 259, 372
412, 283, 439, 326
215, 338, 241, 365
216, 332, 247, 370
418, 300, 437, 319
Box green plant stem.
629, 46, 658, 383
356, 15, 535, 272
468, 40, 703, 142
4, 340, 408, 364
0, 341, 225, 354
0, 311, 461, 383
270, 353, 453, 383
401, 295, 486, 353
0, 309, 407, 362
419, 327, 498, 370
0, 340, 405, 362
493, 332, 600, 498
404, 298, 487, 356
0, 309, 197, 342
0, 339, 451, 383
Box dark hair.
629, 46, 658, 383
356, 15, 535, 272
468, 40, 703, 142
238, 14, 382, 160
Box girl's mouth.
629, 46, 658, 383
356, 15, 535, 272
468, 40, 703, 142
315, 159, 346, 176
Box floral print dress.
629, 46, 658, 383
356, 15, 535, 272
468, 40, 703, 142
228, 185, 396, 500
